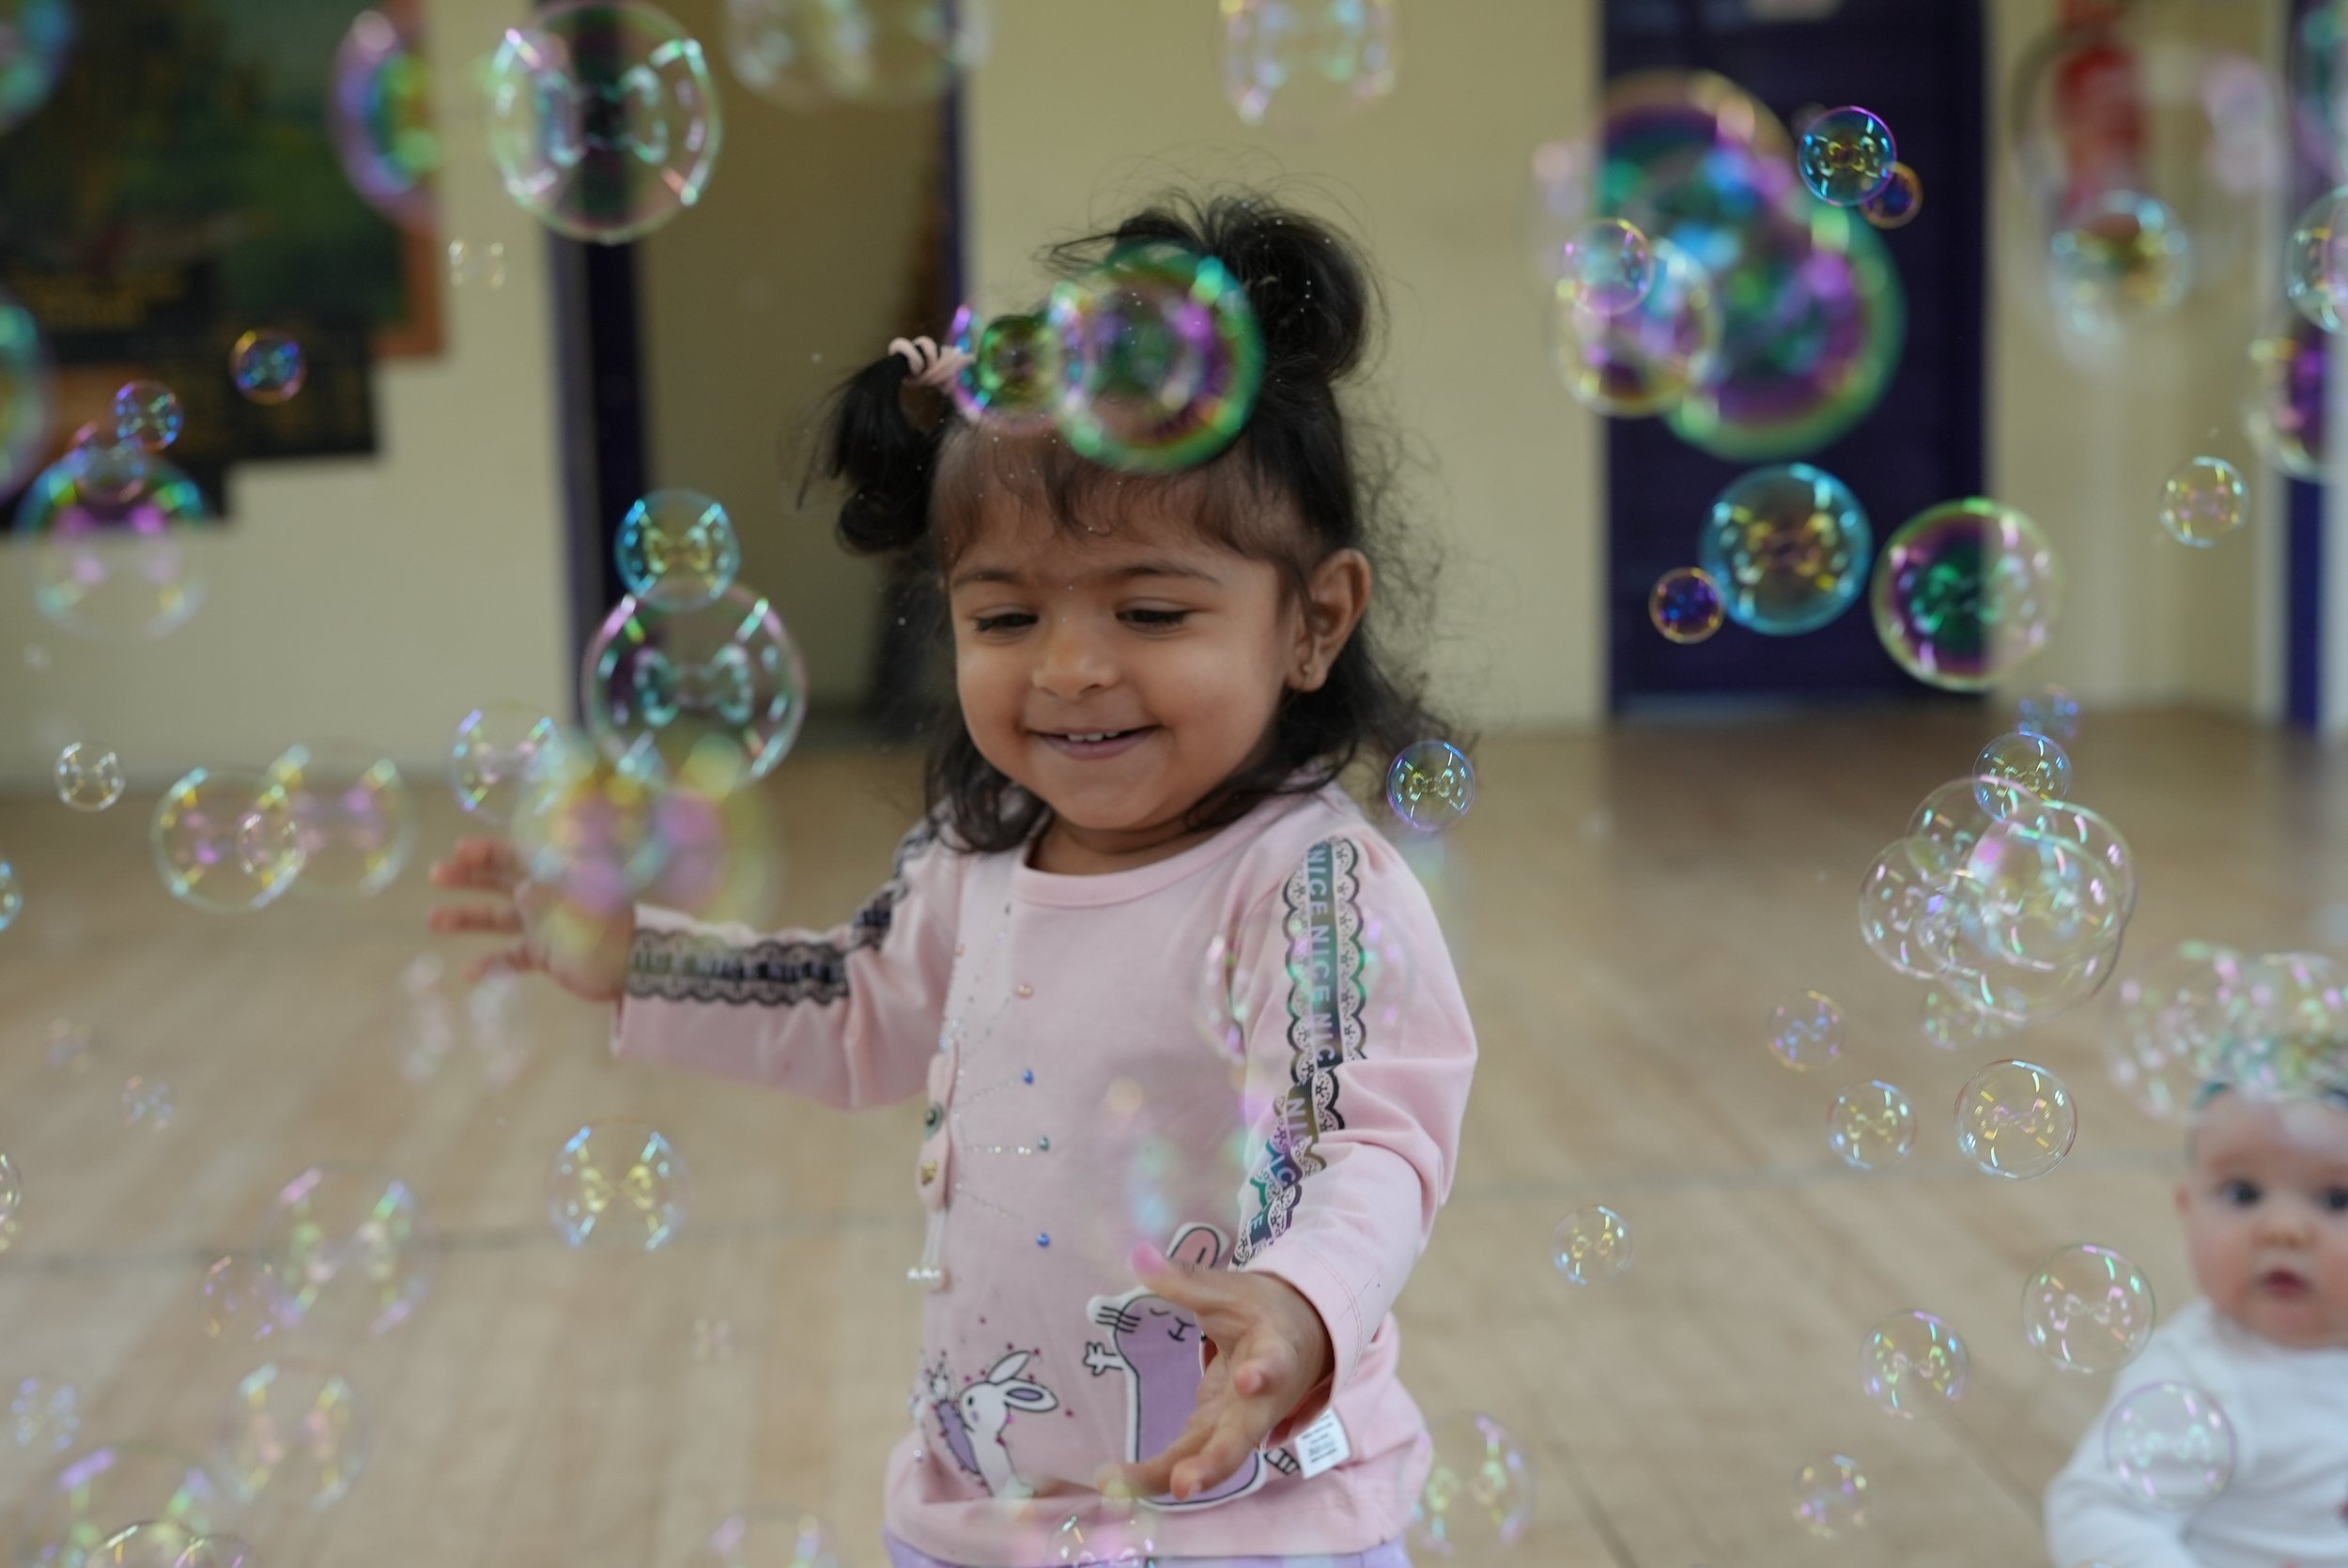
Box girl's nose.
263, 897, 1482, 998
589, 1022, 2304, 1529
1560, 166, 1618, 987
1032, 617, 1114, 697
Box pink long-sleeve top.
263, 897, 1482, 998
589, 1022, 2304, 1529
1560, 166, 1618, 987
613, 782, 1477, 1566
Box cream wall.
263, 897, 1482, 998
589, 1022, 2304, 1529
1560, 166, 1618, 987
637, 1, 940, 712
964, 1, 1606, 731
0, 0, 572, 788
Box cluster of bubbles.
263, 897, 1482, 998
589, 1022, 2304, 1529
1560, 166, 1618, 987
1220, 0, 1398, 131
2104, 945, 2348, 1122
724, 0, 987, 112
141, 746, 415, 915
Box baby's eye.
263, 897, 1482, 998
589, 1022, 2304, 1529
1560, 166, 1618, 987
971, 612, 1035, 634
2320, 1187, 2348, 1214
1121, 607, 1191, 628
2222, 1178, 2263, 1207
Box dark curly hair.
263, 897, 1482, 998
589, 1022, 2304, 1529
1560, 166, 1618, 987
812, 190, 1461, 854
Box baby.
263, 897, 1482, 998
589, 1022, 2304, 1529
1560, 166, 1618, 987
2044, 1084, 2348, 1566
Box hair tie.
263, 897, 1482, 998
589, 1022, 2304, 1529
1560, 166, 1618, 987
888, 335, 974, 392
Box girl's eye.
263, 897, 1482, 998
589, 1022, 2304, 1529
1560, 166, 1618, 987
2321, 1187, 2348, 1214
1122, 607, 1191, 628
2222, 1179, 2262, 1207
971, 612, 1034, 634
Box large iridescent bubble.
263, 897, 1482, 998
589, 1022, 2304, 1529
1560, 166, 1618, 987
2046, 192, 2190, 344
584, 583, 809, 779
1869, 499, 2062, 692
1546, 237, 1720, 417
328, 8, 438, 230
15, 453, 211, 640
2245, 312, 2325, 482
485, 2, 722, 245
1696, 463, 1870, 636
1048, 244, 1264, 474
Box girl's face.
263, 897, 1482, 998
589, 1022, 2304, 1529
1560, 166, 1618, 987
2176, 1091, 2348, 1349
946, 496, 1367, 872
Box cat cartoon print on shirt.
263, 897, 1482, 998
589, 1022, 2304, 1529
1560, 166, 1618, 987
1082, 1222, 1274, 1511
923, 1349, 1060, 1500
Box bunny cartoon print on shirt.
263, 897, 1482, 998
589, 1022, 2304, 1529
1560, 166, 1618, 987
923, 1350, 1059, 1500
1082, 1222, 1273, 1510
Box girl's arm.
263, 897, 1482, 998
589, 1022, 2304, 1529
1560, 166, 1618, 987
611, 817, 964, 1112
1224, 831, 1477, 1431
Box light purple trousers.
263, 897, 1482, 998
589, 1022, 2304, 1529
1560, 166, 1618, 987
883, 1535, 1413, 1568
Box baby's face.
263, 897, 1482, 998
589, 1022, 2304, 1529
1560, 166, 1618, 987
2176, 1091, 2348, 1349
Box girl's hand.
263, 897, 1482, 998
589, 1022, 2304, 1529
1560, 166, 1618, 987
1102, 1245, 1336, 1502
426, 838, 635, 1004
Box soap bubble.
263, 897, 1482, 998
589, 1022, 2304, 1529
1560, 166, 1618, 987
11, 1376, 77, 1452
448, 703, 562, 823
1829, 1081, 1917, 1170
0, 289, 51, 493
1044, 1510, 1156, 1566
2215, 950, 2348, 1100
1049, 245, 1264, 473
55, 743, 125, 811
2016, 684, 2079, 741
1951, 820, 2126, 973
447, 239, 508, 288
1921, 984, 2007, 1052
113, 382, 182, 453
1858, 1309, 1968, 1418
2047, 192, 2192, 341
947, 302, 1063, 432
2104, 943, 2243, 1122
584, 584, 809, 778
2024, 1243, 2155, 1375
2031, 799, 2139, 922
212, 1359, 368, 1511
2247, 313, 2326, 481
1556, 218, 1654, 316
1385, 741, 1475, 832
1976, 731, 2070, 809
228, 331, 305, 405
1908, 776, 2039, 880
1221, 0, 1397, 131
1791, 1453, 1868, 1537
1647, 566, 1723, 643
485, 2, 723, 245
690, 1318, 734, 1362
18, 454, 213, 640
269, 743, 415, 899
548, 1120, 687, 1250
0, 857, 19, 931
151, 769, 303, 914
65, 424, 148, 508
0, 0, 72, 134
0, 1150, 18, 1223
686, 1506, 842, 1568
1870, 499, 2062, 692
2286, 185, 2348, 331
1797, 106, 1896, 206
256, 1163, 431, 1340
1408, 1413, 1534, 1557
1860, 161, 1923, 229
509, 730, 671, 924
2158, 456, 2246, 548
2105, 1382, 2236, 1510
615, 489, 740, 611
121, 1076, 173, 1130
200, 1256, 296, 1344
724, 0, 986, 109
1766, 991, 1843, 1070
1550, 1204, 1630, 1285
1858, 838, 1956, 980
20, 1442, 224, 1568
329, 8, 438, 229
1697, 462, 1871, 636
171, 1537, 254, 1568
1955, 1060, 2077, 1179
1547, 238, 1722, 417
93, 1521, 195, 1568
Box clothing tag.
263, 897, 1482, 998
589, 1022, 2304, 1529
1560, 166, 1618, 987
1293, 1407, 1351, 1480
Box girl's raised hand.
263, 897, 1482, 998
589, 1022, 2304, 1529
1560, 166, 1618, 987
425, 838, 634, 1003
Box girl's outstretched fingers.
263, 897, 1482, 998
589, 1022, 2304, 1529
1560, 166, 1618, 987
426, 904, 522, 936
428, 838, 525, 891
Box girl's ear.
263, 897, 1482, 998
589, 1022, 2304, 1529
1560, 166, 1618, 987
1291, 548, 1372, 691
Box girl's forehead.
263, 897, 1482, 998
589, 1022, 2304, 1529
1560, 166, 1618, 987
2197, 1092, 2348, 1166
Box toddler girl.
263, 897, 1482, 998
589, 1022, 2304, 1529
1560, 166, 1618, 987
432, 193, 1478, 1568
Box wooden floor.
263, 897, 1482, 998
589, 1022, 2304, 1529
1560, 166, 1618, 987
0, 708, 2335, 1567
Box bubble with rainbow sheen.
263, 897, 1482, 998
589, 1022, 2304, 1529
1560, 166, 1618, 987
1908, 775, 2040, 882
256, 1162, 431, 1340
1044, 1509, 1157, 1566
200, 1256, 297, 1345
616, 488, 740, 612
1861, 161, 1923, 229
510, 730, 671, 924
1870, 498, 2062, 693
0, 858, 20, 932
446, 238, 507, 289
1829, 1080, 1916, 1170
1791, 1453, 1868, 1537
1647, 565, 1722, 643
211, 1359, 368, 1511
1048, 244, 1263, 474
548, 1119, 688, 1250
2159, 456, 2246, 548
485, 2, 723, 245
2248, 312, 2326, 481
1858, 1308, 1968, 1418
151, 768, 303, 914
1408, 1413, 1534, 1557
0, 1, 72, 134
2024, 1242, 2155, 1375
1221, 0, 1397, 131
449, 702, 562, 824
10, 1376, 76, 1453
1547, 237, 1721, 417
66, 423, 147, 508
2104, 942, 2243, 1123
1384, 740, 1475, 833
269, 742, 415, 899
686, 1505, 845, 1568
21, 1441, 224, 1568
229, 331, 305, 405
2048, 192, 2191, 340
949, 303, 1062, 432
1921, 982, 2006, 1053
727, 0, 985, 110
2105, 1382, 2235, 1510
585, 582, 809, 781
0, 288, 52, 494
1697, 462, 1871, 636
2031, 798, 2138, 921
172, 1537, 255, 1568
2217, 950, 2348, 1101
2016, 683, 2080, 742
1556, 218, 1654, 316
55, 743, 124, 812
0, 1149, 18, 1225
1955, 1059, 2077, 1179
329, 8, 438, 229
17, 453, 213, 641
113, 381, 182, 453
1976, 731, 2069, 810
1551, 1203, 1630, 1285
2286, 185, 2348, 332
1767, 990, 1843, 1070
1797, 105, 1895, 208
